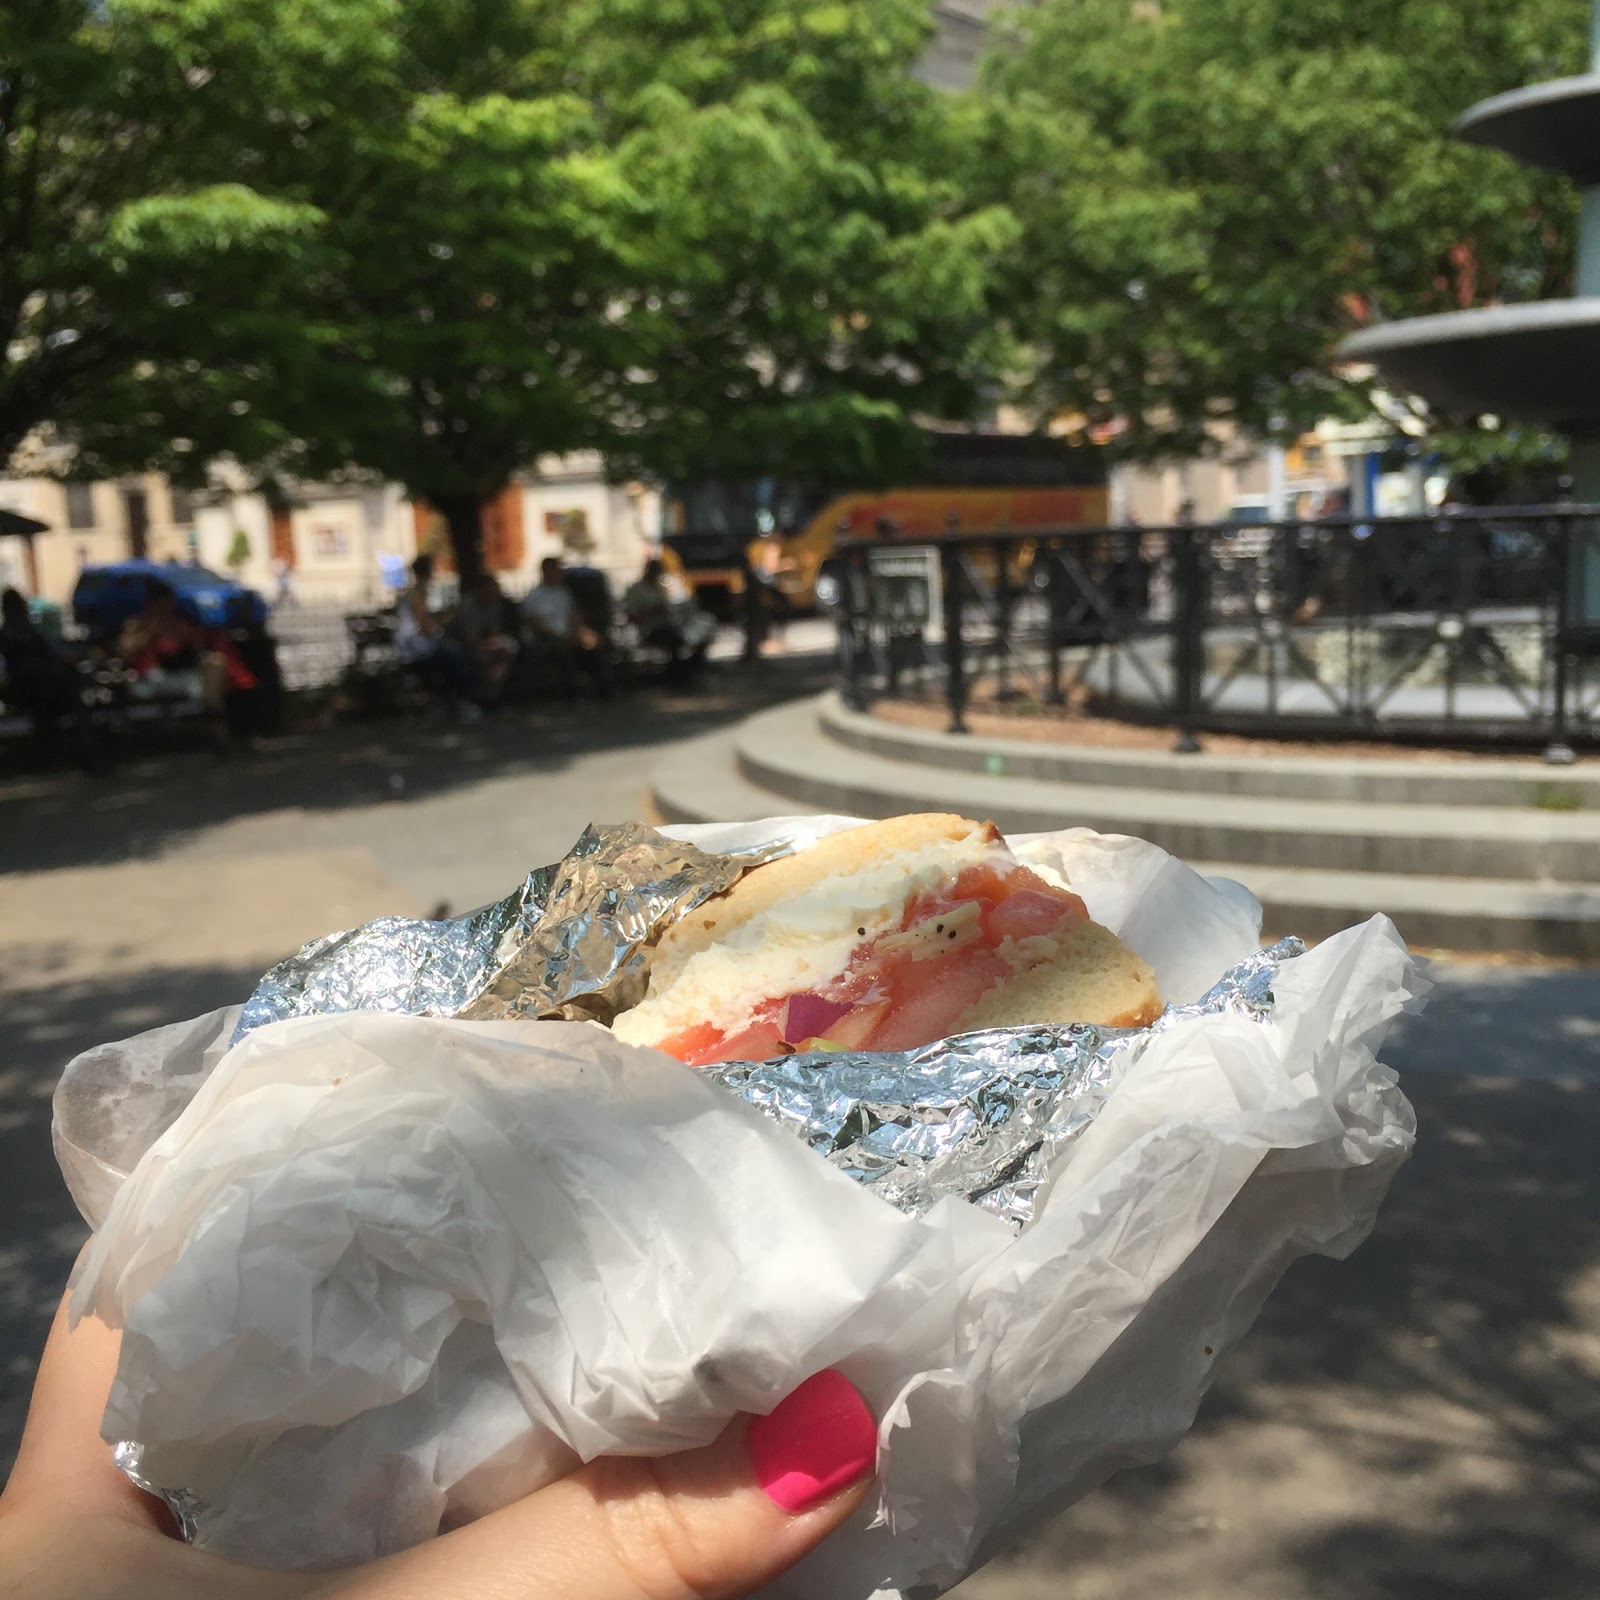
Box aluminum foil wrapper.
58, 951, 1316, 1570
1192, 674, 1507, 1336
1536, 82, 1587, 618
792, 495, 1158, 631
114, 1441, 202, 1544
229, 814, 1298, 1230
233, 821, 791, 1040
705, 938, 1301, 1226
64, 814, 1418, 1594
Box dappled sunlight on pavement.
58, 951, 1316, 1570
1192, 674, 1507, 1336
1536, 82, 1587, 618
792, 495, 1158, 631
2, 659, 1597, 1599
953, 1023, 1600, 1600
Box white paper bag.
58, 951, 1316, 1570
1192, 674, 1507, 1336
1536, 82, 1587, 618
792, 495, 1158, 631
57, 824, 1421, 1596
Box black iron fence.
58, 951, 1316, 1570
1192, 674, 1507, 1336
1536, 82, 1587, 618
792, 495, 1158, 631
835, 509, 1600, 757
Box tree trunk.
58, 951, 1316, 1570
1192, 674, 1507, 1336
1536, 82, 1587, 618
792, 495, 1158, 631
434, 490, 485, 588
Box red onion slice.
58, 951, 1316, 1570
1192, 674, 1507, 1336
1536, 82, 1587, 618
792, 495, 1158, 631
781, 991, 854, 1044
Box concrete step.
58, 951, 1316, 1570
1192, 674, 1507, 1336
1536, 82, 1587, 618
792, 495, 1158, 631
821, 694, 1600, 809
650, 726, 827, 826
732, 700, 1600, 883
647, 704, 1600, 958
1194, 862, 1600, 960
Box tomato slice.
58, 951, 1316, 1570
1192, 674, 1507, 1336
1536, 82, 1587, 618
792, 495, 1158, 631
984, 887, 1082, 943
656, 1020, 723, 1064
691, 1015, 781, 1065
861, 945, 1009, 1052
649, 858, 1088, 1065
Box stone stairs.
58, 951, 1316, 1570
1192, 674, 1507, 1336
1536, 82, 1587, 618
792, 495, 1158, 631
650, 693, 1600, 957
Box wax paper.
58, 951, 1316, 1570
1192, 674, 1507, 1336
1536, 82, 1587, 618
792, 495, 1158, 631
56, 820, 1421, 1597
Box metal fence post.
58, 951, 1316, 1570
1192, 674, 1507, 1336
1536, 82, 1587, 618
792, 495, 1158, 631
993, 538, 1015, 701
1172, 526, 1202, 753
740, 549, 762, 664
942, 542, 969, 734
1546, 514, 1577, 765
1042, 541, 1065, 706
836, 543, 869, 711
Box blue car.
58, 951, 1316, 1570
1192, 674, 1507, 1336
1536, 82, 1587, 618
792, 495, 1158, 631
71, 560, 270, 639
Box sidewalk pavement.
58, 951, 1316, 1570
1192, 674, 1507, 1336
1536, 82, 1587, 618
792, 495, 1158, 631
1, 674, 1596, 1597
953, 1008, 1600, 1600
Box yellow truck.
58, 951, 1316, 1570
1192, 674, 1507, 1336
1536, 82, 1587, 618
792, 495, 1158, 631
660, 434, 1109, 617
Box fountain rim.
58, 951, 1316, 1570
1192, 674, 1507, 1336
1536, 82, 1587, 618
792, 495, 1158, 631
1337, 299, 1600, 430
1454, 73, 1600, 180
1339, 296, 1600, 359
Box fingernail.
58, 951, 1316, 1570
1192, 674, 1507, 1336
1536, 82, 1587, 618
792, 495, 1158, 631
747, 1369, 876, 1514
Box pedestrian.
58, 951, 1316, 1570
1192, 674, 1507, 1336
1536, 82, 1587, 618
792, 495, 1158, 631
456, 570, 518, 705
272, 557, 296, 609
394, 554, 480, 722
747, 529, 794, 656
0, 1288, 876, 1600
520, 556, 613, 697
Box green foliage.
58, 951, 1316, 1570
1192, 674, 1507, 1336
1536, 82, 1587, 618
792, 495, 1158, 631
3, 0, 1008, 571
0, 0, 389, 472
975, 0, 1593, 457
224, 527, 252, 567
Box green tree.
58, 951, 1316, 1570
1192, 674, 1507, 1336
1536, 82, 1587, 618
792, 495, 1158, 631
973, 0, 1591, 458
8, 0, 1010, 579
570, 0, 1018, 488
253, 0, 1015, 568
0, 0, 379, 477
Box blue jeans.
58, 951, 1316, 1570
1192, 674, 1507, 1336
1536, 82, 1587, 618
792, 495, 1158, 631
413, 638, 476, 701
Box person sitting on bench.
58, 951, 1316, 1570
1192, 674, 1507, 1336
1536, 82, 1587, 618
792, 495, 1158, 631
394, 554, 480, 722
0, 587, 79, 747
520, 557, 613, 697
622, 558, 712, 683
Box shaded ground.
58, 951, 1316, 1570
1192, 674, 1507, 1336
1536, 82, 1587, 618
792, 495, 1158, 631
0, 653, 835, 902
0, 654, 835, 1464
953, 1046, 1600, 1600
875, 694, 1572, 766
2, 663, 1597, 1598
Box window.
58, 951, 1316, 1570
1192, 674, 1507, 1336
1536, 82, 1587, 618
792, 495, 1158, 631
169, 485, 195, 523
311, 523, 349, 559
66, 482, 95, 529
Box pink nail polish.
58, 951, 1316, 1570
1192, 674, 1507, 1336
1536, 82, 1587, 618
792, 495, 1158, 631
748, 1369, 877, 1514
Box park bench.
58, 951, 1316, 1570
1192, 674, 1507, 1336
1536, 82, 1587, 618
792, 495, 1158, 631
339, 606, 436, 716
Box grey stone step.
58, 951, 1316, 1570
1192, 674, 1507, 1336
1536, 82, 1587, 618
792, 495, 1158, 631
733, 700, 1600, 883
1194, 861, 1600, 960
646, 708, 1600, 957
649, 726, 827, 825
821, 694, 1600, 809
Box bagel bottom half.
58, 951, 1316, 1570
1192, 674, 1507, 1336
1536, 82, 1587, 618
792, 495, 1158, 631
614, 814, 1162, 1065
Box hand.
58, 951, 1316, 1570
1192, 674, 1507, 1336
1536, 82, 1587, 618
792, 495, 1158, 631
1, 1291, 876, 1600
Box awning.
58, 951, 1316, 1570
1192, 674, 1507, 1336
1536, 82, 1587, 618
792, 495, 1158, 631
0, 507, 50, 538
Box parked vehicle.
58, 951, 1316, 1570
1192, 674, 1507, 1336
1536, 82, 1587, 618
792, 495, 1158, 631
71, 560, 269, 640
662, 432, 1109, 618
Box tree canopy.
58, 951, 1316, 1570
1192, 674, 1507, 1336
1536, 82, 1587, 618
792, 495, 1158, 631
3, 0, 1011, 572
972, 0, 1592, 458
0, 0, 334, 475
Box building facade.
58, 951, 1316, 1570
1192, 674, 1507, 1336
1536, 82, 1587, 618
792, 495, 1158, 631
0, 456, 660, 609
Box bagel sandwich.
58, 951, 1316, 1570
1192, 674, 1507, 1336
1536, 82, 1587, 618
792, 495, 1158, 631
612, 814, 1162, 1065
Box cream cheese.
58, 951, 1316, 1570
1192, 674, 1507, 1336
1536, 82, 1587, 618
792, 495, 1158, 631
613, 834, 1012, 1047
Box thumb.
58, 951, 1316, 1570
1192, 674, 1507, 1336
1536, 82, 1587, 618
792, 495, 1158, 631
343, 1370, 877, 1600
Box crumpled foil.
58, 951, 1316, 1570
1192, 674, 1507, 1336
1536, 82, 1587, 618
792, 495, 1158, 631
230, 817, 1298, 1229
233, 822, 791, 1040
705, 938, 1301, 1226
114, 1441, 202, 1543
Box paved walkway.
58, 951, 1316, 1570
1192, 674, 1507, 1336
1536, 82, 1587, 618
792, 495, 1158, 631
1, 667, 1596, 1597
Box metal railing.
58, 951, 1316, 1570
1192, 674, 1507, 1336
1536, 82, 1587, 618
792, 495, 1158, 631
835, 509, 1600, 759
